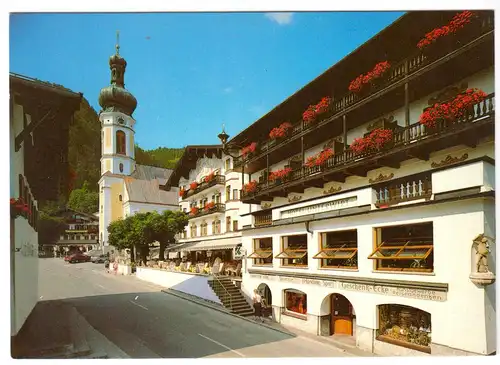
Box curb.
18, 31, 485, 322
160, 289, 295, 337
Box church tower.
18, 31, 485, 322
97, 32, 138, 249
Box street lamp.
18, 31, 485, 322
217, 124, 246, 187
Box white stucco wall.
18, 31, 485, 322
136, 267, 221, 304
242, 197, 495, 355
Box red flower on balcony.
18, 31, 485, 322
419, 88, 487, 128
179, 188, 185, 197
269, 122, 293, 139
241, 142, 257, 158
302, 97, 332, 124
10, 197, 29, 218
350, 128, 393, 155
417, 11, 475, 50
204, 172, 215, 183
349, 61, 391, 93
304, 148, 334, 167
190, 181, 199, 190
204, 201, 215, 211
243, 180, 258, 193
190, 207, 199, 216
268, 167, 293, 182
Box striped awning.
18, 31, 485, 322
167, 237, 241, 252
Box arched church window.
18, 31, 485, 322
116, 130, 126, 155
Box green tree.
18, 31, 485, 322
38, 211, 66, 246
68, 181, 99, 214
153, 210, 189, 261
108, 216, 136, 263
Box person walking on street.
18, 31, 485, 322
253, 289, 263, 322
113, 260, 118, 275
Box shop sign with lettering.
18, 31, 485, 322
249, 274, 446, 302
280, 196, 357, 219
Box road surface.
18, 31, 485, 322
34, 258, 356, 358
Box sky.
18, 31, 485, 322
9, 11, 405, 150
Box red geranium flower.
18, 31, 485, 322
243, 180, 258, 193
190, 181, 198, 190
241, 142, 257, 157
417, 11, 475, 50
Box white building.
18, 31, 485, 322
97, 40, 178, 250
229, 11, 495, 356
163, 145, 255, 266
9, 73, 82, 338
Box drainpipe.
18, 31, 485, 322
305, 221, 313, 234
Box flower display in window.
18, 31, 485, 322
269, 122, 293, 139
204, 172, 215, 183
417, 11, 475, 50
204, 201, 215, 211
304, 148, 334, 167
302, 97, 332, 124
243, 180, 258, 193
350, 128, 393, 155
419, 88, 487, 128
190, 207, 199, 216
241, 142, 257, 158
190, 181, 198, 190
268, 167, 293, 182
349, 61, 391, 93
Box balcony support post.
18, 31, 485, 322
342, 115, 347, 146
404, 59, 410, 142
266, 154, 270, 189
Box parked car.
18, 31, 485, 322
91, 254, 108, 263
68, 252, 91, 264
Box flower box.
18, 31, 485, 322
305, 148, 334, 168
350, 128, 393, 155
268, 167, 292, 182
241, 142, 257, 158
417, 11, 476, 50
349, 61, 391, 94
10, 197, 30, 219
419, 88, 487, 128
302, 97, 332, 124
204, 202, 215, 211
190, 181, 198, 190
190, 207, 199, 216
204, 172, 215, 183
269, 122, 293, 140
243, 180, 258, 193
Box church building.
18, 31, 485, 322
97, 39, 179, 249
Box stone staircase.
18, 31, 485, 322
208, 276, 254, 317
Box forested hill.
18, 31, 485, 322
68, 98, 184, 192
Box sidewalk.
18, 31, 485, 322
160, 288, 374, 357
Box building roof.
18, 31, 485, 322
163, 145, 223, 189
227, 11, 463, 146
131, 164, 173, 186
10, 72, 83, 100
125, 178, 178, 205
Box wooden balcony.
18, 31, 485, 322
254, 212, 272, 227
242, 94, 494, 204
189, 203, 226, 219
374, 173, 432, 207
233, 14, 494, 174
182, 175, 225, 200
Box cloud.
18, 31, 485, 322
223, 87, 233, 94
265, 12, 294, 25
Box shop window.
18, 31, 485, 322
248, 238, 273, 266
368, 222, 434, 272
116, 130, 126, 155
284, 290, 307, 317
377, 304, 432, 353
314, 230, 358, 269
232, 220, 238, 231
233, 189, 239, 200
276, 234, 308, 267
226, 216, 231, 232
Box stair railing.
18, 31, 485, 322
212, 275, 233, 310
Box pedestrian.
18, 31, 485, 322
104, 258, 110, 273
253, 289, 263, 322
113, 260, 118, 275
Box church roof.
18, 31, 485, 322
125, 178, 177, 205
131, 164, 173, 186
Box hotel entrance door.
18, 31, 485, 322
331, 294, 353, 335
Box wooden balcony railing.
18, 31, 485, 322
375, 173, 432, 207
189, 203, 226, 219
182, 175, 225, 200
241, 93, 494, 202
233, 15, 494, 169
254, 212, 272, 227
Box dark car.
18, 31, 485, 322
68, 252, 91, 264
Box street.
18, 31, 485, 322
32, 258, 356, 358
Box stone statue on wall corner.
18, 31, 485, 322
469, 234, 496, 286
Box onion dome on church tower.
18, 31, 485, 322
98, 32, 137, 116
